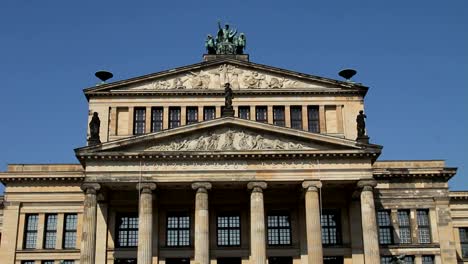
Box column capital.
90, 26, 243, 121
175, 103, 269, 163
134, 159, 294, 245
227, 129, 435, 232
137, 182, 157, 194
302, 180, 322, 191
81, 183, 101, 194
357, 179, 377, 191
247, 181, 267, 192
192, 182, 212, 193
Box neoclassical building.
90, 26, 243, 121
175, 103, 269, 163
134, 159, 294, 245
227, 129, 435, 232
0, 40, 467, 264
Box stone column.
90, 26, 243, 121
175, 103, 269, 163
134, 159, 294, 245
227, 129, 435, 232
137, 183, 157, 264
357, 180, 380, 264
192, 182, 212, 264
80, 183, 101, 264
247, 182, 267, 264
302, 181, 323, 264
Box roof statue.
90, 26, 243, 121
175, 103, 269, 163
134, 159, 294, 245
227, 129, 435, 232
205, 21, 246, 55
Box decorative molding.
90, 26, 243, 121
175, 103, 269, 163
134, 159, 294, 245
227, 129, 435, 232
302, 180, 322, 191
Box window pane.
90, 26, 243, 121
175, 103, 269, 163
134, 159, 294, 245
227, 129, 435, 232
460, 228, 468, 258
167, 213, 190, 247
321, 210, 341, 246
377, 210, 393, 245
256, 106, 267, 123
380, 256, 392, 264
217, 215, 241, 246
290, 106, 302, 129
42, 261, 55, 264
44, 214, 57, 249
187, 107, 198, 125
117, 214, 138, 248
308, 106, 319, 132
417, 210, 431, 244
267, 214, 291, 246
151, 107, 163, 132
239, 106, 250, 120
273, 106, 285, 126
24, 214, 39, 249
169, 107, 181, 128
134, 108, 146, 135
204, 106, 216, 121
422, 255, 434, 264
64, 214, 78, 249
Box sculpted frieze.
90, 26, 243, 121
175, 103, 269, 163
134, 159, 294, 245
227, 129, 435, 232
125, 64, 319, 90
145, 128, 314, 152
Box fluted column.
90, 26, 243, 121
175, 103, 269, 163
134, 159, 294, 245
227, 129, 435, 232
80, 183, 101, 264
357, 180, 380, 264
302, 181, 323, 264
137, 183, 157, 264
247, 182, 267, 264
192, 182, 212, 264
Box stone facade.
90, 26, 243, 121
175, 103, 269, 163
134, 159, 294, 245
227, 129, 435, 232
0, 54, 466, 264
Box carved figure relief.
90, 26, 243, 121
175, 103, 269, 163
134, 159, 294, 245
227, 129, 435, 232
146, 128, 312, 151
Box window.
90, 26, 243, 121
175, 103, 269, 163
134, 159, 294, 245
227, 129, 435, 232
133, 107, 146, 135
267, 214, 291, 245
62, 261, 75, 264
169, 107, 181, 129
422, 255, 434, 264
290, 106, 302, 129
273, 106, 285, 126
22, 261, 35, 264
24, 214, 38, 249
256, 106, 268, 123
42, 261, 55, 264
321, 210, 341, 246
186, 107, 198, 125
44, 214, 57, 249
307, 106, 320, 132
151, 107, 163, 132
323, 256, 343, 264
238, 106, 250, 120
397, 210, 411, 244
204, 106, 216, 121
460, 228, 468, 258
217, 214, 240, 246
115, 259, 137, 264
380, 256, 392, 264
403, 256, 414, 264
117, 214, 139, 247
377, 210, 393, 245
417, 209, 431, 244
167, 213, 190, 247
63, 214, 77, 249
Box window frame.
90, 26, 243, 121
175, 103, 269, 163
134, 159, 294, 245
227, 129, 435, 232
203, 106, 216, 121
116, 213, 139, 248
151, 107, 164, 132
169, 107, 181, 129
377, 210, 394, 245
422, 255, 435, 264
397, 210, 412, 244
267, 213, 292, 246
307, 106, 320, 133
460, 227, 468, 258
417, 209, 432, 244
63, 213, 78, 249
255, 106, 268, 123
133, 107, 146, 135
272, 106, 285, 127
23, 214, 39, 249
290, 106, 302, 129
166, 212, 191, 247
321, 209, 342, 246
238, 106, 250, 120
186, 107, 198, 125
216, 213, 241, 247
43, 214, 58, 249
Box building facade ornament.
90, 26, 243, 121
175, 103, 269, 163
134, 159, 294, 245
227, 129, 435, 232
137, 182, 157, 193
302, 180, 322, 192
81, 183, 101, 194
191, 182, 212, 193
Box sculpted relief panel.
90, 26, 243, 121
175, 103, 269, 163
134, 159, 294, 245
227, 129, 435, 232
125, 64, 322, 90
145, 128, 317, 151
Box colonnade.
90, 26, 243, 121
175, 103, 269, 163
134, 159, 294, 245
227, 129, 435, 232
79, 180, 380, 264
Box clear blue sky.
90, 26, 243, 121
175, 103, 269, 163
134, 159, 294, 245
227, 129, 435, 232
0, 1, 467, 193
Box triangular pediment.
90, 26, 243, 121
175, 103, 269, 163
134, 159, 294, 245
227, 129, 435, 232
75, 118, 381, 156
84, 59, 367, 96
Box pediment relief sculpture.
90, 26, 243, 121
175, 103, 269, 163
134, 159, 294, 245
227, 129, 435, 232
125, 64, 322, 91
145, 128, 317, 152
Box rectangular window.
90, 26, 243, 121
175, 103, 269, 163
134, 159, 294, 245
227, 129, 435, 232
380, 256, 392, 264
133, 107, 146, 135
397, 210, 411, 244
238, 106, 250, 120
204, 106, 216, 121
273, 106, 285, 126
422, 255, 434, 264
24, 214, 39, 249
377, 210, 393, 245
290, 106, 302, 129
186, 107, 198, 125
166, 213, 190, 247
308, 106, 320, 132
169, 107, 181, 129
403, 256, 414, 264
44, 214, 57, 249
151, 107, 163, 132
417, 209, 431, 244
267, 214, 291, 245
42, 261, 55, 264
217, 214, 240, 246
321, 210, 341, 246
22, 261, 35, 264
256, 106, 268, 123
460, 228, 468, 258
63, 214, 77, 249
117, 214, 139, 248
62, 261, 75, 264
115, 259, 137, 264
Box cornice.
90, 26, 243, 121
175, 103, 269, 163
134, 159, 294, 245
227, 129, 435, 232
450, 191, 468, 200
373, 167, 456, 180
0, 172, 84, 183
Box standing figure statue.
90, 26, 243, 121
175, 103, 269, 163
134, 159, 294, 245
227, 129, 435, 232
205, 34, 216, 54
235, 33, 246, 54
217, 21, 237, 43
390, 255, 407, 264
88, 112, 101, 145
224, 83, 233, 108
356, 110, 367, 137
